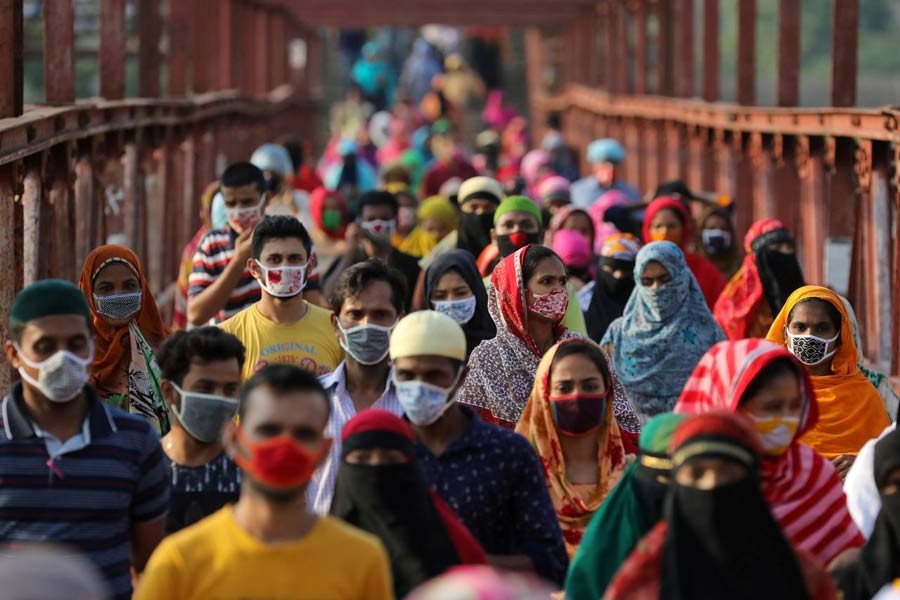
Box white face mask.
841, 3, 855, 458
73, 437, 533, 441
432, 296, 477, 325
254, 260, 307, 298
225, 196, 266, 234
15, 344, 94, 403
785, 330, 839, 366
392, 368, 463, 426
93, 291, 142, 320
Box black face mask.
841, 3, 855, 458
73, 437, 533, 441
457, 211, 495, 257
496, 231, 541, 257
597, 268, 634, 300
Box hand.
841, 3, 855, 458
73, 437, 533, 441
344, 222, 363, 254
831, 454, 855, 480
234, 227, 255, 264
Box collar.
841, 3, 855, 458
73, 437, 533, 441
321, 361, 394, 399
3, 382, 117, 441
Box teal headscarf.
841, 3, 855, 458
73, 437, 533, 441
565, 413, 687, 600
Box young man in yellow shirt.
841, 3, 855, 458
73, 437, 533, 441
220, 216, 342, 380
135, 364, 393, 600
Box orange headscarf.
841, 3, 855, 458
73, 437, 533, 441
766, 285, 889, 458
79, 245, 170, 396
516, 339, 628, 556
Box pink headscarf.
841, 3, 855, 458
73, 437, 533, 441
588, 189, 629, 254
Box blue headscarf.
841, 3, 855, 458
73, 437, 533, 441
601, 241, 725, 417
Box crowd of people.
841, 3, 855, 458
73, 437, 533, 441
2, 25, 900, 600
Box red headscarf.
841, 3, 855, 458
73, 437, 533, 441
643, 196, 726, 308
674, 339, 864, 564
713, 217, 786, 340
78, 245, 169, 395
309, 186, 348, 240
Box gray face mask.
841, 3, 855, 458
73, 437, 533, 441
338, 321, 395, 365
93, 291, 142, 320
170, 383, 239, 444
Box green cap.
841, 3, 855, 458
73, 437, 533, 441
493, 195, 542, 226
10, 279, 92, 327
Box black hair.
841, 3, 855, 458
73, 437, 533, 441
738, 357, 802, 406
382, 164, 412, 186
522, 245, 563, 284
252, 215, 313, 259
331, 258, 408, 314
239, 364, 331, 421
221, 161, 266, 193
279, 138, 303, 172
546, 112, 562, 130
157, 327, 246, 386
787, 297, 842, 333
551, 339, 612, 389
357, 190, 399, 217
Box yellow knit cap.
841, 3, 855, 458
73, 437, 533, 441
389, 311, 466, 362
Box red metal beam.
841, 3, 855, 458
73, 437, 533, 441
737, 0, 756, 105
253, 7, 271, 95
634, 0, 648, 95
137, 0, 161, 98
676, 0, 694, 97
219, 0, 235, 89
295, 5, 580, 26
0, 0, 23, 117
702, 0, 719, 102
271, 11, 287, 87
167, 0, 190, 96
43, 0, 75, 104
655, 0, 674, 96
831, 0, 858, 107
99, 0, 126, 100
778, 0, 800, 106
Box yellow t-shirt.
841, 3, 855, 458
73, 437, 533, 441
220, 302, 343, 381
135, 508, 393, 600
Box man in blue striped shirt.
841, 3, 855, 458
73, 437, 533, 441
1, 280, 170, 600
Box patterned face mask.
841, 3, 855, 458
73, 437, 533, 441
433, 296, 477, 325
785, 330, 839, 366
255, 261, 307, 298
93, 291, 142, 320
529, 287, 568, 322
750, 414, 800, 456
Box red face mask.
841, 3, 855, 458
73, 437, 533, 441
549, 392, 608, 437
234, 426, 324, 489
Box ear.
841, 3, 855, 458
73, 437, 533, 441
221, 420, 238, 459
247, 258, 262, 280
5, 340, 20, 370
490, 229, 497, 244
331, 312, 341, 337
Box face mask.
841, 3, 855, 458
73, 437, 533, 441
701, 229, 732, 255
496, 231, 541, 257
322, 209, 342, 231
393, 369, 463, 426
15, 344, 94, 403
233, 426, 324, 489
549, 392, 608, 436
750, 415, 800, 456
458, 211, 495, 256
338, 321, 394, 365
433, 296, 477, 325
360, 218, 397, 245
170, 383, 238, 444
93, 291, 142, 320
598, 268, 635, 299
398, 206, 417, 230
785, 329, 839, 366
641, 280, 686, 321
529, 287, 569, 322
255, 260, 307, 298
225, 197, 265, 234
649, 230, 682, 245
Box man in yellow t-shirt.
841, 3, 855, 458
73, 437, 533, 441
134, 364, 393, 600
220, 216, 343, 380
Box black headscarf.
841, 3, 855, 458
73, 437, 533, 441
424, 249, 496, 357
585, 256, 635, 344
331, 412, 463, 598
751, 228, 805, 316
660, 414, 810, 600
835, 428, 900, 600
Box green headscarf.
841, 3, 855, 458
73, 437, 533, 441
564, 413, 687, 600
493, 195, 541, 226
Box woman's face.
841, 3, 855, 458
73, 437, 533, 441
345, 447, 410, 465
676, 457, 748, 490
740, 371, 803, 420
640, 260, 671, 289
431, 269, 474, 302
786, 302, 839, 339
650, 209, 684, 244
526, 256, 567, 300
549, 353, 607, 396
562, 212, 593, 245
703, 214, 730, 232
93, 262, 141, 326
421, 217, 451, 241
322, 195, 343, 212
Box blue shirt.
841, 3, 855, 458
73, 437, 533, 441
414, 406, 568, 585
0, 383, 170, 600
570, 176, 642, 208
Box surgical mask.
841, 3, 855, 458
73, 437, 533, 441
225, 196, 265, 234
360, 218, 396, 245
649, 230, 682, 245
701, 229, 732, 255
549, 392, 608, 436
338, 321, 394, 365
785, 329, 839, 366
529, 287, 568, 322
750, 415, 800, 456
170, 383, 238, 444
255, 260, 307, 298
15, 344, 94, 403
234, 426, 324, 489
398, 206, 417, 230
433, 296, 477, 325
393, 369, 463, 426
496, 231, 540, 257
322, 208, 342, 231
93, 291, 142, 320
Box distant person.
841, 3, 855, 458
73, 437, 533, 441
570, 139, 641, 208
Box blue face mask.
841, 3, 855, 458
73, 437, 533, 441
392, 369, 463, 426
432, 296, 477, 325
701, 228, 732, 255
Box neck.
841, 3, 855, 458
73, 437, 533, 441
344, 358, 390, 396
20, 385, 89, 441
559, 432, 599, 464
232, 483, 317, 544
162, 426, 224, 467
257, 294, 307, 324
528, 318, 556, 354
414, 404, 467, 456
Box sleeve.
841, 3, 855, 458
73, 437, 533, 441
131, 425, 171, 523
361, 540, 394, 600
509, 435, 569, 586
561, 286, 587, 337
188, 235, 215, 298
844, 431, 886, 538
132, 540, 184, 600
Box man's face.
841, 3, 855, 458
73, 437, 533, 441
493, 210, 540, 236
393, 355, 461, 389
164, 357, 242, 412
360, 203, 397, 223
221, 183, 262, 210
593, 162, 616, 187
335, 280, 400, 333
6, 315, 92, 389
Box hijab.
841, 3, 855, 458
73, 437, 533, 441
714, 218, 804, 340
547, 205, 595, 250
585, 233, 640, 344
601, 241, 725, 417
79, 245, 170, 433
695, 206, 742, 279
588, 189, 629, 253
565, 413, 686, 600
675, 339, 865, 564
835, 428, 900, 599
766, 285, 890, 458
399, 196, 459, 258
309, 187, 348, 241
332, 410, 484, 598
516, 340, 629, 556
841, 296, 900, 419
424, 250, 496, 358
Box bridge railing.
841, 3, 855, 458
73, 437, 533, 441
525, 0, 900, 380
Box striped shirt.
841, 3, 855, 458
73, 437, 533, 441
307, 362, 402, 515
0, 383, 170, 600
188, 226, 321, 324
